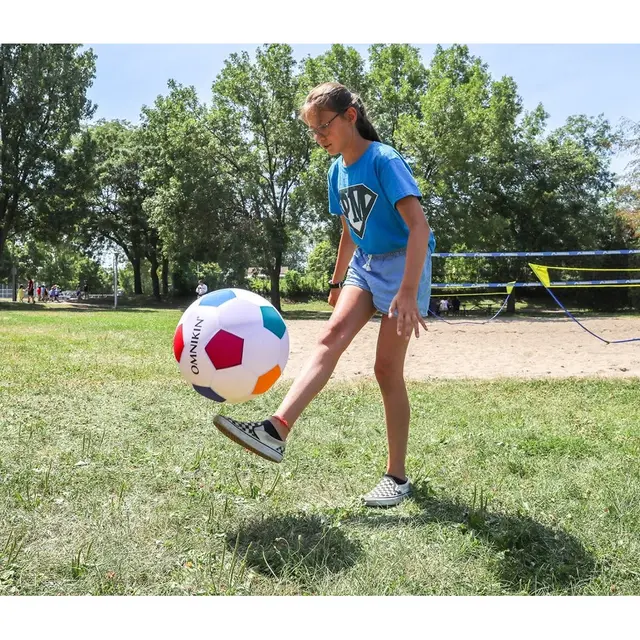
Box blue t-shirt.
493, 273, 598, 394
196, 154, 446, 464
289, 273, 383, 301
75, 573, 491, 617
327, 141, 436, 255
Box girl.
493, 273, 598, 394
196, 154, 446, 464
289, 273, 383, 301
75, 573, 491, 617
214, 82, 436, 507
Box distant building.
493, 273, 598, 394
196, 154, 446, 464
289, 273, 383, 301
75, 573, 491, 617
247, 266, 289, 279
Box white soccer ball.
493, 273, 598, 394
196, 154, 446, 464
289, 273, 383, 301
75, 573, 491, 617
173, 288, 289, 404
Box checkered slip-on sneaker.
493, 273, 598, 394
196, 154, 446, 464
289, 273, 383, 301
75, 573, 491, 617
362, 475, 412, 507
213, 415, 285, 463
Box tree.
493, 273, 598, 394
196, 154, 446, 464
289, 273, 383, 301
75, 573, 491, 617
2, 236, 109, 291
616, 118, 640, 241
620, 118, 640, 183
398, 44, 521, 257
79, 120, 152, 295
0, 44, 96, 264
139, 81, 248, 296
506, 114, 618, 254
207, 44, 311, 310
366, 44, 428, 151
398, 44, 619, 270
141, 83, 224, 261
298, 44, 369, 100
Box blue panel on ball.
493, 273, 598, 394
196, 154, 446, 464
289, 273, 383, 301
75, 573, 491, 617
261, 306, 286, 339
192, 384, 226, 402
199, 289, 236, 307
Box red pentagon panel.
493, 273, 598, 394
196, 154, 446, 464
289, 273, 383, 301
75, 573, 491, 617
205, 329, 244, 370
173, 324, 184, 362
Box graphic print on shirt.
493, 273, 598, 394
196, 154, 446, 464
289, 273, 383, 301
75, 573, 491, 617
339, 184, 378, 239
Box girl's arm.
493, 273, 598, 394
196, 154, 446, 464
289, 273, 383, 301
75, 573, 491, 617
330, 215, 357, 284
390, 195, 431, 338
396, 195, 431, 293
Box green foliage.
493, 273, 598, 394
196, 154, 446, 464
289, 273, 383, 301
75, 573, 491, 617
367, 44, 428, 151
282, 228, 310, 272
306, 240, 335, 283
397, 44, 620, 290
195, 262, 224, 290
0, 44, 96, 262
79, 118, 169, 297
1, 43, 630, 305
282, 269, 305, 297
616, 118, 640, 246
298, 44, 368, 100
442, 243, 491, 284
399, 45, 523, 251
118, 261, 151, 296
80, 120, 149, 292
208, 44, 312, 310
35, 248, 110, 293
248, 276, 270, 297
1, 237, 109, 291
140, 82, 234, 266
248, 270, 327, 300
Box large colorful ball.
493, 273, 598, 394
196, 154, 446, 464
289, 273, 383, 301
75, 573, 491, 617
173, 288, 289, 404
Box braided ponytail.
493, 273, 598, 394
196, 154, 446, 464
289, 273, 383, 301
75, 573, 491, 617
352, 94, 382, 143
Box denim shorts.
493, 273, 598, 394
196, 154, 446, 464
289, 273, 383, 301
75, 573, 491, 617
343, 246, 433, 316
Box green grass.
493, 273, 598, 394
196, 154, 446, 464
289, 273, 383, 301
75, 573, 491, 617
1, 304, 639, 595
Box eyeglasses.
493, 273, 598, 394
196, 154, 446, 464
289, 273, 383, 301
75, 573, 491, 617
305, 110, 345, 139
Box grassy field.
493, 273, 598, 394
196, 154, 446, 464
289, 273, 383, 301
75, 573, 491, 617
1, 302, 639, 595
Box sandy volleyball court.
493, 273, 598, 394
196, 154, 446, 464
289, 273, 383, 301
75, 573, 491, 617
283, 316, 640, 381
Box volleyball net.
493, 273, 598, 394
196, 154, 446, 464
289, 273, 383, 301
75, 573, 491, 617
428, 249, 640, 342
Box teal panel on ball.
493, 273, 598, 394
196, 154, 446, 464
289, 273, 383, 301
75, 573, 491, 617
199, 289, 236, 307
261, 306, 286, 339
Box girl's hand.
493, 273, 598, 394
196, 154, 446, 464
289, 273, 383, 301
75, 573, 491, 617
388, 287, 428, 339
328, 287, 341, 308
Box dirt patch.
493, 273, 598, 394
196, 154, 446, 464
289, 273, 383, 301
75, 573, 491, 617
283, 316, 640, 381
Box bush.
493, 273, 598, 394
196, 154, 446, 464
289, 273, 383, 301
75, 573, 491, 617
248, 270, 328, 300
197, 262, 224, 290
306, 240, 335, 282
248, 277, 270, 296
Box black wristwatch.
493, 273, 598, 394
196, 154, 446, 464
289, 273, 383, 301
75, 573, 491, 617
328, 280, 343, 290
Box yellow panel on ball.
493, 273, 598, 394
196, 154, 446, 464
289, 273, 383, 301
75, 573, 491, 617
252, 365, 282, 395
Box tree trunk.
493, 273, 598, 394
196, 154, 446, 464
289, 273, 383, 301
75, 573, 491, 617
270, 251, 282, 312
0, 198, 17, 265
132, 255, 143, 294
161, 256, 169, 296
0, 225, 6, 266
149, 254, 160, 300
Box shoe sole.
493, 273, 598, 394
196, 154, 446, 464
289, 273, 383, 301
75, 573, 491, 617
213, 415, 283, 463
363, 489, 412, 508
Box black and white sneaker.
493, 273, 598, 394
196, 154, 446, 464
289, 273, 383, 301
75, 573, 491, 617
362, 475, 412, 507
213, 415, 285, 463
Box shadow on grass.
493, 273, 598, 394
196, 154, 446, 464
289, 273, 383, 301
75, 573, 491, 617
345, 481, 598, 594
226, 512, 362, 587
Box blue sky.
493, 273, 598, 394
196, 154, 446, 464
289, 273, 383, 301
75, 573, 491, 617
85, 43, 640, 176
